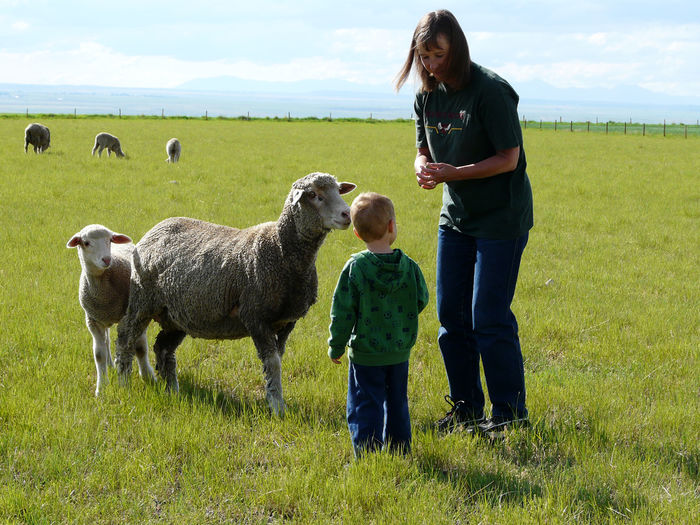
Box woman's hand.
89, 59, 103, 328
417, 162, 455, 189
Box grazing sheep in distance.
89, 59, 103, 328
24, 123, 51, 153
165, 138, 181, 163
67, 224, 155, 395
92, 132, 126, 158
115, 172, 356, 415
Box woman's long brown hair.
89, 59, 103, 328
394, 10, 471, 93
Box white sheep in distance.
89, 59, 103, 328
67, 224, 155, 395
115, 172, 356, 415
92, 132, 126, 158
24, 123, 51, 153
165, 138, 181, 163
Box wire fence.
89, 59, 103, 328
521, 117, 700, 138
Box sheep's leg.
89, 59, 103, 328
251, 331, 285, 416
275, 321, 296, 357
153, 329, 186, 392
87, 317, 110, 396
134, 329, 156, 383
92, 143, 98, 156
115, 312, 151, 386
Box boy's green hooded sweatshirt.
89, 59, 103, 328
328, 249, 429, 366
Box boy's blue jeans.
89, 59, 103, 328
347, 361, 411, 456
436, 225, 528, 420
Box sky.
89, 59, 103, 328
2, 0, 700, 104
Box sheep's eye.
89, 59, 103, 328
308, 191, 316, 199
317, 195, 324, 202
83, 241, 90, 247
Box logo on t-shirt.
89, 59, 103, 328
426, 109, 469, 136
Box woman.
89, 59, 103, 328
395, 10, 533, 434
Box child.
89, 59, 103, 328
328, 192, 429, 456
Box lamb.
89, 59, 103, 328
67, 224, 155, 396
115, 172, 356, 415
92, 132, 126, 158
165, 138, 181, 163
24, 123, 51, 153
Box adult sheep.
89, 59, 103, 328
115, 172, 356, 415
165, 138, 181, 163
24, 123, 51, 153
92, 132, 126, 158
67, 224, 155, 396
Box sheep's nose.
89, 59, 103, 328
102, 256, 112, 266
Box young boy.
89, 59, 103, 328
328, 192, 429, 456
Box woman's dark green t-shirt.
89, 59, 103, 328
415, 62, 533, 239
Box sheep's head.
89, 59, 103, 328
67, 224, 132, 274
288, 173, 356, 231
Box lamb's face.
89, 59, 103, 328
67, 225, 132, 273
309, 181, 356, 230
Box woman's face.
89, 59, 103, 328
417, 33, 450, 84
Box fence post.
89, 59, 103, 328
554, 121, 557, 132
119, 108, 121, 118
624, 122, 627, 135
643, 124, 645, 136
663, 120, 666, 137
570, 121, 573, 132
685, 125, 688, 139
587, 121, 590, 132
606, 122, 608, 135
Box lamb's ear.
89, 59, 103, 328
66, 235, 82, 248
291, 188, 305, 206
339, 182, 356, 195
111, 233, 132, 244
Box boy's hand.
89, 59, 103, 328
330, 357, 342, 364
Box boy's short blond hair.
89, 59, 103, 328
350, 192, 395, 242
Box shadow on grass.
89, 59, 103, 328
173, 372, 347, 432
175, 372, 266, 419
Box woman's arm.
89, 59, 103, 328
416, 146, 520, 190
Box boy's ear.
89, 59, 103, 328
387, 219, 395, 233
353, 227, 363, 240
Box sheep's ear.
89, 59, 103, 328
66, 235, 82, 248
291, 188, 305, 206
339, 182, 356, 195
111, 233, 132, 244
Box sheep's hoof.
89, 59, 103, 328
267, 394, 286, 417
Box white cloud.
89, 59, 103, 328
0, 42, 393, 88
11, 20, 29, 31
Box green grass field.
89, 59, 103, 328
1, 117, 698, 523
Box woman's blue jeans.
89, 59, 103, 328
436, 225, 528, 419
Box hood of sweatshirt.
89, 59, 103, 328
350, 249, 410, 294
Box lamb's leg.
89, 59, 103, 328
87, 317, 110, 396
251, 330, 285, 416
134, 329, 156, 383
97, 144, 104, 157
153, 329, 186, 392
92, 142, 98, 156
